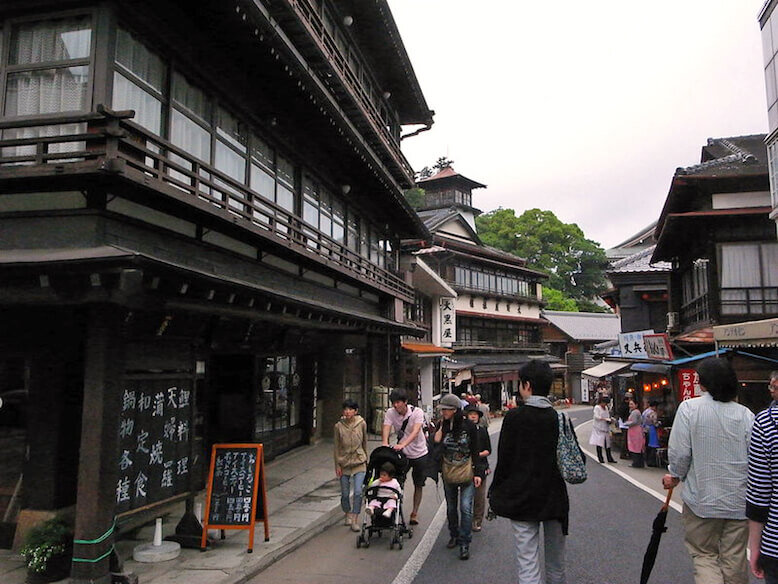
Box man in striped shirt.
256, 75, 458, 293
662, 358, 754, 584
747, 373, 778, 583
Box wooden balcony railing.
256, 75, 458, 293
0, 108, 413, 302
452, 340, 545, 351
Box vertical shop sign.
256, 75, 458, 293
116, 377, 192, 513
678, 368, 701, 401
439, 297, 456, 348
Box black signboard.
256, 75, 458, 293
201, 444, 269, 552
116, 377, 192, 514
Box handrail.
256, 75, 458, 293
0, 113, 412, 300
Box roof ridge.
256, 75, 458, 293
611, 245, 656, 268
677, 153, 742, 175
717, 137, 754, 159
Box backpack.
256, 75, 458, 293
556, 412, 587, 484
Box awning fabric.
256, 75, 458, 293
667, 349, 730, 366
630, 362, 672, 374
581, 361, 632, 378
401, 342, 454, 356
714, 318, 778, 348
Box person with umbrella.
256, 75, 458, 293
661, 357, 753, 584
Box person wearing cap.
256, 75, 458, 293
382, 388, 429, 525
475, 394, 490, 429
489, 359, 569, 584
465, 404, 492, 531
434, 393, 485, 560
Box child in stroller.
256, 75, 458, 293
356, 446, 413, 550
365, 462, 402, 518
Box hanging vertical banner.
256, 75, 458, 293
439, 297, 456, 347
677, 369, 702, 401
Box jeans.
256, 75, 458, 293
443, 480, 474, 545
340, 471, 365, 514
511, 519, 566, 584
759, 554, 778, 584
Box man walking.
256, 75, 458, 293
382, 388, 429, 525
489, 360, 569, 584
662, 357, 753, 584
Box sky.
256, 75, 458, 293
388, 0, 770, 249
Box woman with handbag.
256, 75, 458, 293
434, 393, 485, 561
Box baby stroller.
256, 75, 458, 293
355, 446, 413, 550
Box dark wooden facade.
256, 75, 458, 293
0, 1, 432, 581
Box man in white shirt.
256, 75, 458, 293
382, 388, 429, 525
662, 358, 754, 584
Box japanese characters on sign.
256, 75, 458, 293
618, 330, 653, 359
643, 333, 674, 361
439, 297, 456, 348
678, 368, 702, 401
116, 378, 192, 513
207, 448, 258, 525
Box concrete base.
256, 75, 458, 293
132, 541, 181, 563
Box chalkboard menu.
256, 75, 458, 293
201, 444, 269, 552
116, 377, 193, 514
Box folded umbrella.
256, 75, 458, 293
640, 488, 674, 584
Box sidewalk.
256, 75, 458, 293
1, 432, 385, 584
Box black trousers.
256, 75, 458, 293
596, 446, 615, 463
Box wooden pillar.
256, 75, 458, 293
71, 305, 124, 584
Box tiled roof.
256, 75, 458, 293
417, 166, 486, 189
676, 135, 767, 178
542, 311, 621, 342
608, 245, 671, 274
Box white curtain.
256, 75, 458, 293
10, 17, 91, 65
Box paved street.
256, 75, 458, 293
251, 409, 758, 584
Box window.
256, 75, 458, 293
719, 243, 778, 315
113, 28, 164, 133
681, 258, 709, 305
452, 264, 534, 298
4, 16, 93, 157
456, 316, 540, 348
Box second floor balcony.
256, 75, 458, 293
680, 286, 778, 329
0, 109, 414, 303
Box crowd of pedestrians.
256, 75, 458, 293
334, 359, 778, 584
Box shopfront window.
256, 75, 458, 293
256, 356, 300, 436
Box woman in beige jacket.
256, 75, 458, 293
334, 398, 368, 531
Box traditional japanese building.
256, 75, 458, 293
651, 134, 777, 408
0, 1, 433, 581
402, 167, 551, 410
758, 1, 778, 234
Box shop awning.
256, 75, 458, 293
401, 342, 454, 357
581, 361, 632, 378
631, 362, 671, 374
714, 318, 778, 348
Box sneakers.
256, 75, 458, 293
344, 513, 352, 526
446, 537, 457, 549
459, 545, 470, 560
350, 517, 360, 532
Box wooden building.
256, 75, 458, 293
651, 135, 777, 402
402, 166, 550, 410
0, 1, 433, 581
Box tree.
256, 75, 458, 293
417, 166, 433, 180
476, 208, 610, 310
404, 187, 425, 209
542, 288, 579, 311
433, 156, 454, 171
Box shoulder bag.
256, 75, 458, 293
557, 411, 587, 484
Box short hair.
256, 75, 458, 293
342, 399, 359, 411
770, 371, 778, 382
649, 400, 660, 408
388, 388, 407, 403
596, 396, 608, 405
697, 357, 738, 402
518, 359, 553, 397
380, 462, 396, 476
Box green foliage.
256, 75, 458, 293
575, 299, 612, 313
476, 208, 610, 305
542, 288, 579, 311
21, 517, 73, 574
404, 187, 425, 209
433, 156, 454, 171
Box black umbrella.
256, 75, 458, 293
640, 488, 674, 584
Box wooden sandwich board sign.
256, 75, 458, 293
200, 443, 269, 553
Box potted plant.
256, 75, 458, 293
20, 517, 73, 583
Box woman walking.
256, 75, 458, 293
589, 396, 617, 464
334, 399, 368, 532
